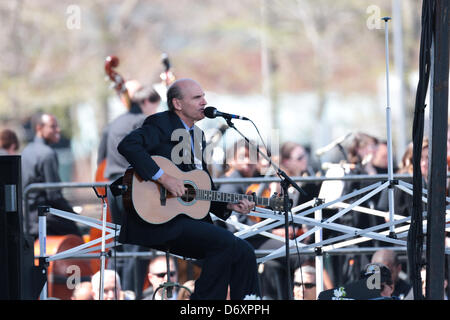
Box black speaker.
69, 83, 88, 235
0, 155, 46, 299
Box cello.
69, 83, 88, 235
34, 235, 93, 299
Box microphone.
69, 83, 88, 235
204, 106, 249, 121
315, 133, 352, 157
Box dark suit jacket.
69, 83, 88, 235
22, 136, 81, 238
117, 110, 231, 247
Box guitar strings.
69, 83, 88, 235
183, 188, 257, 202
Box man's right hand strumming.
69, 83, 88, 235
157, 172, 186, 197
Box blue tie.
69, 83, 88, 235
189, 129, 195, 166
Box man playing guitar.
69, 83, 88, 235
117, 78, 261, 299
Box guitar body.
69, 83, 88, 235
124, 156, 212, 224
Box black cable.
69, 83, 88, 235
291, 209, 305, 299
114, 222, 118, 300
249, 119, 271, 157
407, 0, 434, 300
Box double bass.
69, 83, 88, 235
95, 55, 132, 183
89, 55, 132, 274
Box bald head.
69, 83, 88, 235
71, 281, 93, 300
371, 249, 401, 283
91, 269, 121, 300
167, 78, 201, 112
166, 78, 207, 127
32, 113, 61, 144
371, 249, 398, 266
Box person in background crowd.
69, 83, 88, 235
360, 263, 394, 298
371, 249, 411, 299
420, 267, 448, 300
218, 139, 257, 196
142, 254, 179, 300
0, 128, 20, 155
91, 269, 135, 300
21, 112, 82, 239
293, 265, 317, 300
274, 141, 319, 206
91, 269, 122, 300
377, 138, 429, 219
99, 83, 161, 187
71, 281, 94, 300
177, 280, 195, 300
216, 140, 258, 237
334, 133, 380, 284
346, 132, 379, 176
366, 139, 395, 242
404, 266, 449, 300
371, 140, 391, 174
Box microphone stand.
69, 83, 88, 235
225, 118, 305, 300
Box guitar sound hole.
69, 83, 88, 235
181, 184, 196, 203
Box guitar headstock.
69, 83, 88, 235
268, 193, 290, 212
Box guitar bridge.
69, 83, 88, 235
160, 186, 167, 206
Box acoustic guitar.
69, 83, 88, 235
122, 156, 286, 224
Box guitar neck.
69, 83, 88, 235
196, 189, 270, 206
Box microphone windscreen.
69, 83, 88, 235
204, 106, 217, 119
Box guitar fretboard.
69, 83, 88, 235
195, 189, 270, 206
